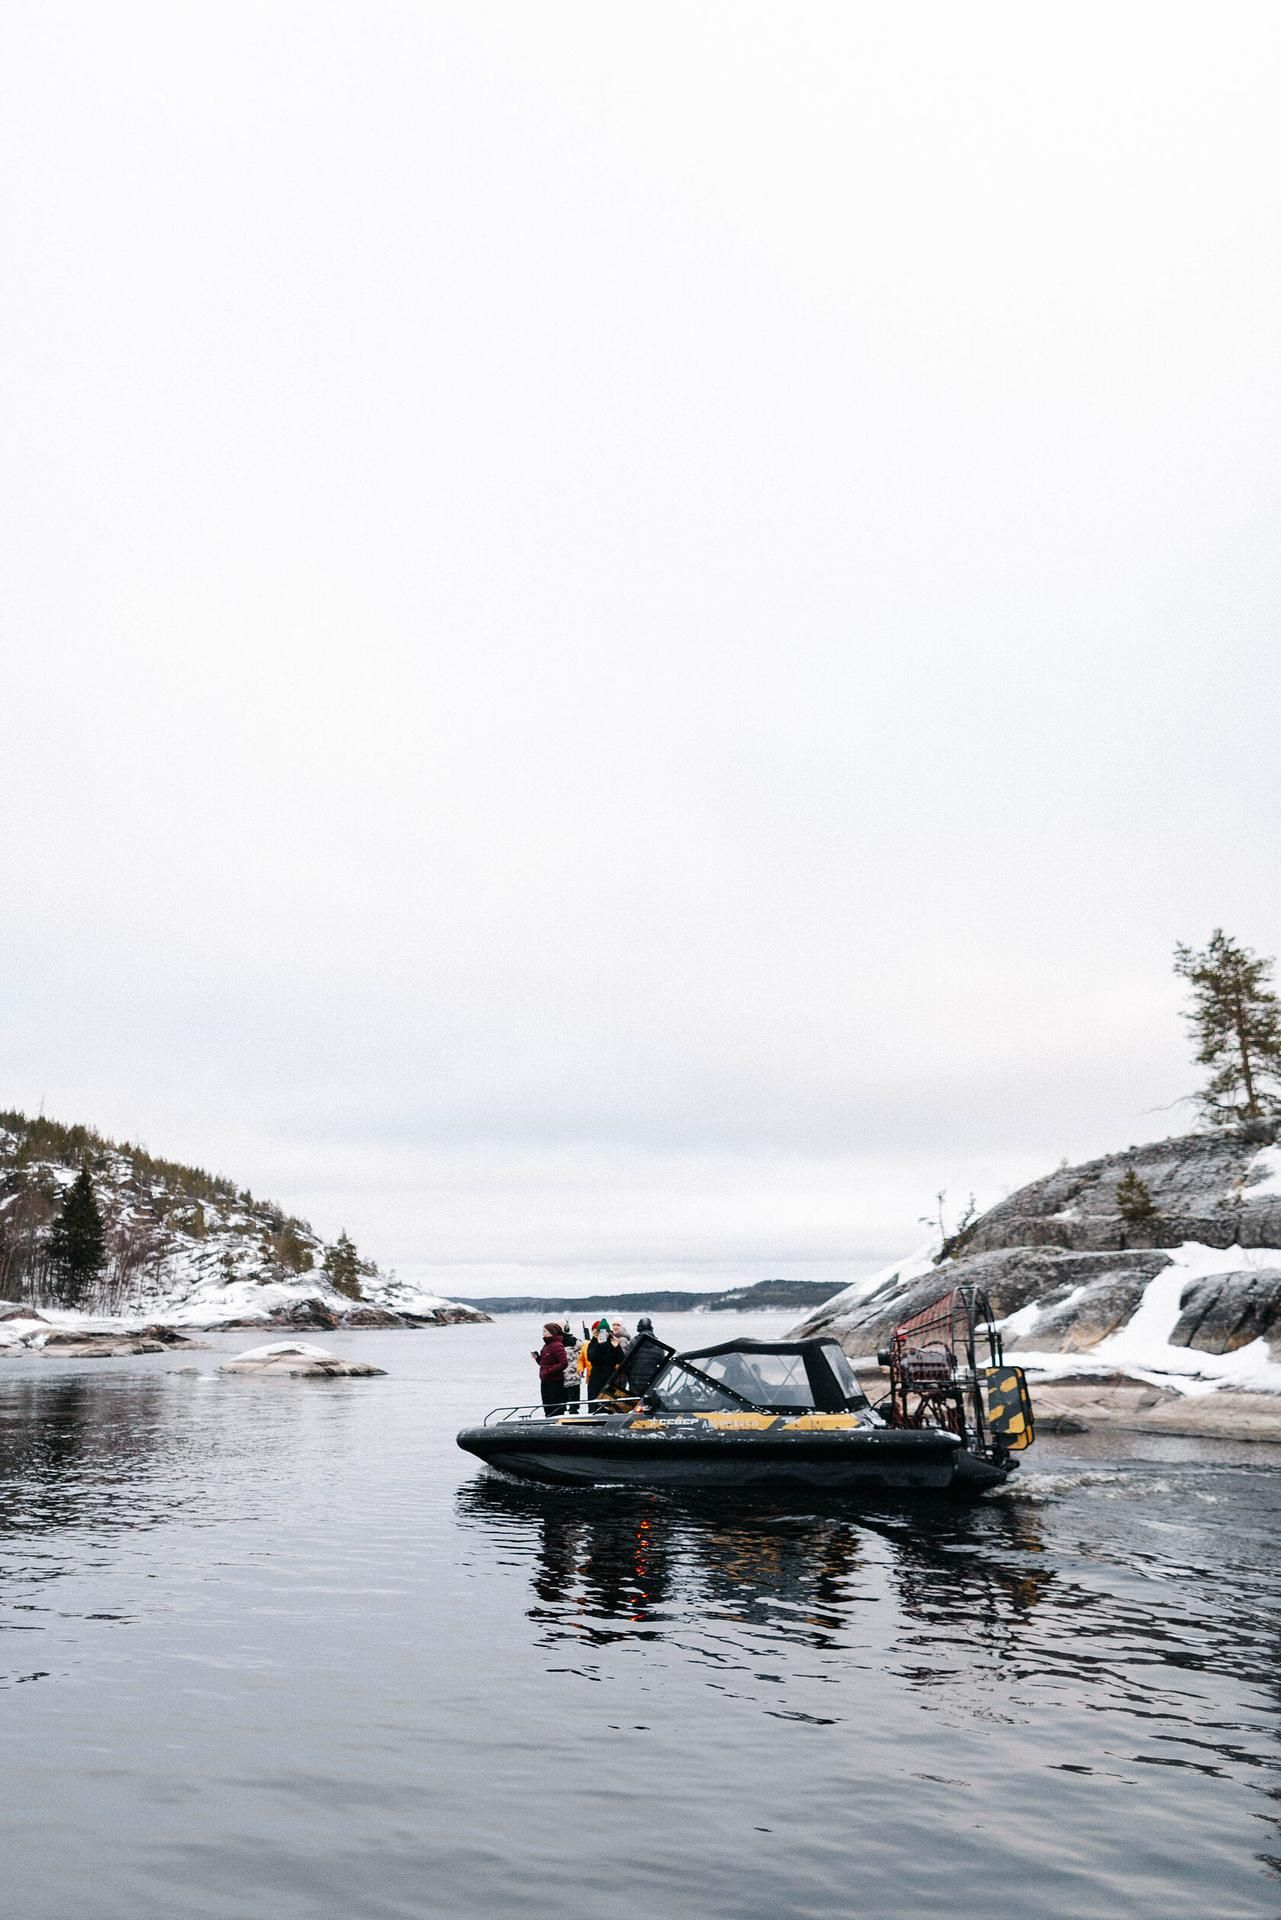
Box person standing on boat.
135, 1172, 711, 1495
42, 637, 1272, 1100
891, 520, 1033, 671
607, 1322, 629, 1387
560, 1311, 582, 1408
533, 1322, 571, 1416
621, 1317, 667, 1395
586, 1318, 622, 1403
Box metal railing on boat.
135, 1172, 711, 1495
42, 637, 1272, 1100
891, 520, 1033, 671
482, 1402, 621, 1426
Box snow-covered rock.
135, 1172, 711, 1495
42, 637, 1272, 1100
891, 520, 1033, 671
35, 1332, 183, 1358
793, 1129, 1281, 1396
221, 1341, 386, 1378
0, 1319, 205, 1358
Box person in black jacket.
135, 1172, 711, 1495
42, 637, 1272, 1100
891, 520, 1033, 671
586, 1319, 622, 1403
620, 1319, 668, 1395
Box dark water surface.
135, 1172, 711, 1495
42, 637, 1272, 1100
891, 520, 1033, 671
1, 1312, 1279, 1919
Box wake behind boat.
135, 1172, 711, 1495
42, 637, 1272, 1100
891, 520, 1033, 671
456, 1286, 1035, 1498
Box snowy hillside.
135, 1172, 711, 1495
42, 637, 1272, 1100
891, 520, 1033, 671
793, 1130, 1281, 1396
0, 1113, 485, 1329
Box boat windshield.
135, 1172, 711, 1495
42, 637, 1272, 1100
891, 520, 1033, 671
646, 1360, 747, 1413
695, 1347, 815, 1406
648, 1339, 870, 1415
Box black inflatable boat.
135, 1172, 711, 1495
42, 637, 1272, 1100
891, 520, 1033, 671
456, 1286, 1034, 1498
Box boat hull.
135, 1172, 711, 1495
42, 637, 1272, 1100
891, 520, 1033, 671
456, 1420, 1009, 1496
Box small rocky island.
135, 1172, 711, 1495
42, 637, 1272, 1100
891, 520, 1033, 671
222, 1341, 387, 1377
0, 1111, 488, 1335
795, 1129, 1281, 1441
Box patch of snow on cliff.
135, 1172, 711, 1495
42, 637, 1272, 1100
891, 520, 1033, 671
997, 1300, 1043, 1339
810, 1242, 939, 1319
998, 1284, 1087, 1340
1088, 1243, 1281, 1394
1244, 1146, 1281, 1199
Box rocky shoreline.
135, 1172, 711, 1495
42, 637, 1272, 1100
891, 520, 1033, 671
0, 1296, 488, 1357
801, 1129, 1281, 1445
846, 1365, 1281, 1445
1029, 1380, 1281, 1443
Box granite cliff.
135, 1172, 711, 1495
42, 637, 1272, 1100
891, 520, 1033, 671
794, 1130, 1281, 1384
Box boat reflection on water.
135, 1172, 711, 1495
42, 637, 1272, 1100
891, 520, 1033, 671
454, 1477, 1053, 1660
868, 1498, 1056, 1631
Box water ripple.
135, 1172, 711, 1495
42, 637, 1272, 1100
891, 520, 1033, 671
1, 1325, 1279, 1920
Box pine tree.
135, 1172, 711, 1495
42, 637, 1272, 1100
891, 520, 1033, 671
46, 1168, 107, 1308
324, 1231, 364, 1300
1115, 1168, 1155, 1223
1174, 930, 1281, 1129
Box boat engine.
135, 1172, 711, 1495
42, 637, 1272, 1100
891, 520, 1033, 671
878, 1285, 1034, 1461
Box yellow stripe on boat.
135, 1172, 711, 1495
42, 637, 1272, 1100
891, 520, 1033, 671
691, 1411, 780, 1430
620, 1413, 780, 1431
781, 1413, 864, 1431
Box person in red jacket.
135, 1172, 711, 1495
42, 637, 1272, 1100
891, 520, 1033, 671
533, 1322, 570, 1416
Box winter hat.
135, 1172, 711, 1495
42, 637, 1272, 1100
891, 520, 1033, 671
596, 1318, 611, 1333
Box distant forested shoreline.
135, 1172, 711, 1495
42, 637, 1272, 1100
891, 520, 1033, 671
454, 1278, 837, 1316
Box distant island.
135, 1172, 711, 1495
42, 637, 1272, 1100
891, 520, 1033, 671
455, 1277, 837, 1315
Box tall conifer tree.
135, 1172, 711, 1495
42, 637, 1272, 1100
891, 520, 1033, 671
1174, 930, 1281, 1128
47, 1167, 107, 1308
325, 1231, 365, 1300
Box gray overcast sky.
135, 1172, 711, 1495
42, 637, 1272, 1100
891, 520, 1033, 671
3, 3, 1279, 1296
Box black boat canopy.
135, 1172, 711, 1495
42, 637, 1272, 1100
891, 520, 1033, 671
649, 1337, 870, 1416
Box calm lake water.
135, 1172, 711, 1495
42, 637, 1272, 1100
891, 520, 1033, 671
1, 1310, 1279, 1920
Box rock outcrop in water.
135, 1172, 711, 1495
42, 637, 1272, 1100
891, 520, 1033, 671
794, 1130, 1281, 1371
221, 1341, 387, 1378
33, 1324, 205, 1358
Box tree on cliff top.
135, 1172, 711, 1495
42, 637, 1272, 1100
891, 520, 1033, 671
46, 1167, 107, 1308
1174, 929, 1281, 1130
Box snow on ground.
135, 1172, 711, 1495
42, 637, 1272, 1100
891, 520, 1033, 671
361, 1274, 469, 1317
0, 1280, 475, 1337
1006, 1242, 1281, 1396
1011, 1342, 1281, 1396
836, 1239, 1281, 1398
161, 1278, 349, 1327
0, 1307, 134, 1344
1088, 1243, 1281, 1394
